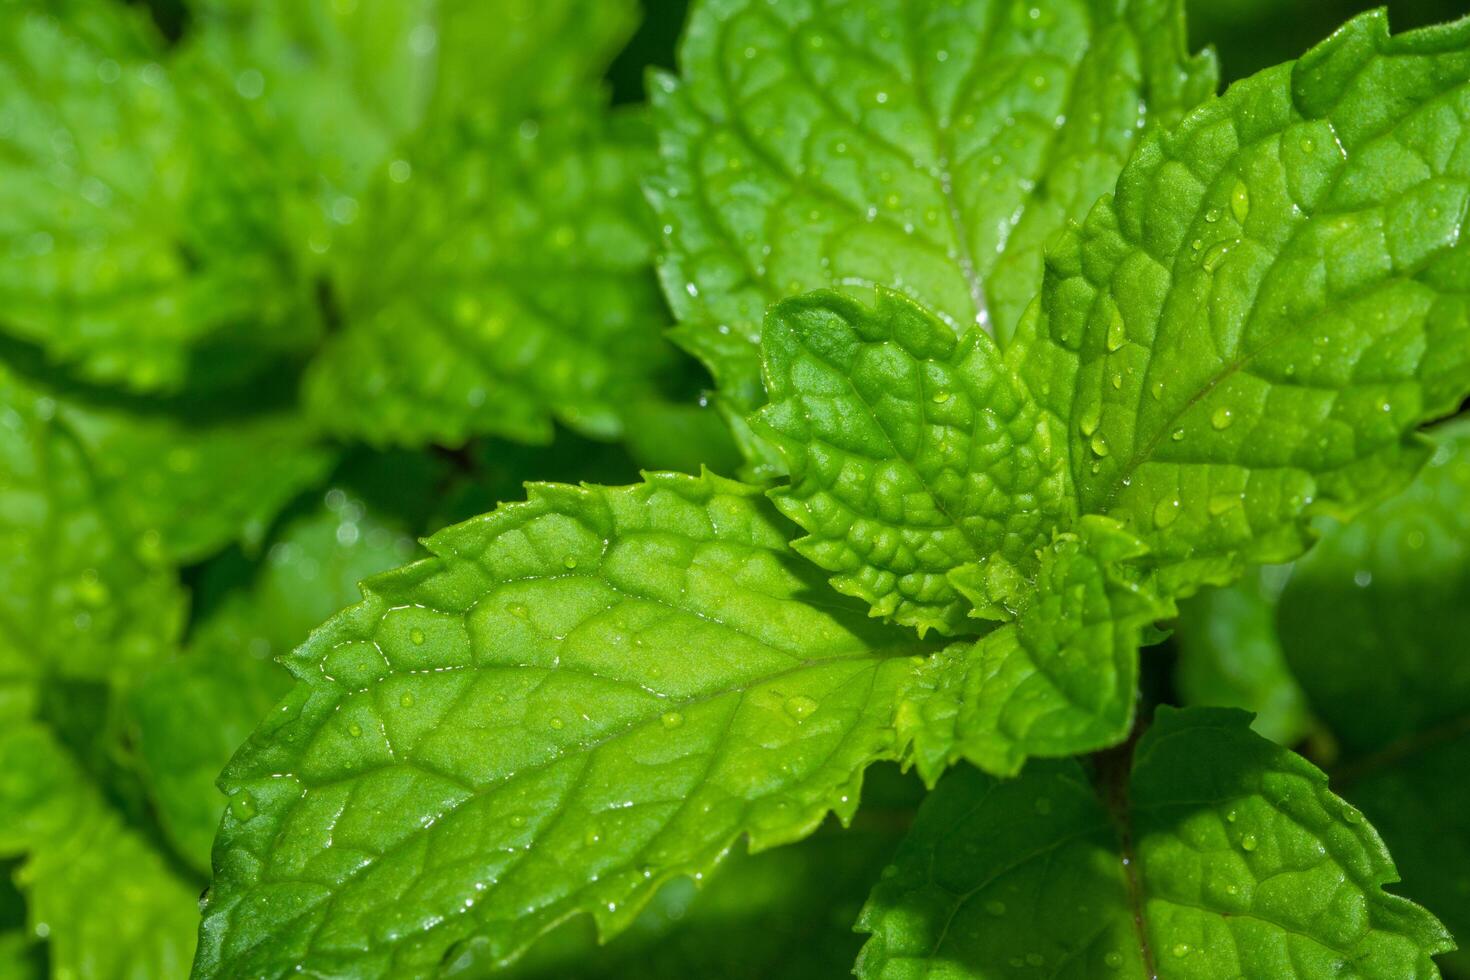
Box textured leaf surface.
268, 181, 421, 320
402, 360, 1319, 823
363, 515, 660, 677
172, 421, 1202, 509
859, 707, 1450, 979
304, 107, 675, 447
1279, 417, 1470, 974
496, 765, 922, 980
197, 472, 933, 977
131, 491, 419, 872
897, 517, 1170, 778
1174, 566, 1314, 745
0, 724, 198, 979
0, 2, 311, 390
1011, 11, 1470, 592
0, 372, 184, 716
754, 288, 1072, 635
652, 0, 1215, 442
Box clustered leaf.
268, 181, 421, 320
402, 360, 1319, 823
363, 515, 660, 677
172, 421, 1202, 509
857, 707, 1450, 978
3, 0, 1470, 976
652, 0, 1216, 469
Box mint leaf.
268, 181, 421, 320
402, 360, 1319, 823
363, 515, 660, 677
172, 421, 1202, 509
652, 0, 1215, 449
0, 372, 184, 712
898, 516, 1171, 778
1278, 417, 1470, 974
0, 2, 312, 391
303, 106, 675, 447
197, 472, 934, 975
859, 706, 1451, 978
1174, 566, 1314, 745
130, 490, 419, 871
0, 724, 199, 978
494, 766, 921, 979
1011, 10, 1470, 593
753, 288, 1072, 635
60, 401, 336, 564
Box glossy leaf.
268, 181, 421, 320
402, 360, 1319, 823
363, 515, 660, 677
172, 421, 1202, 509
131, 490, 420, 871
196, 472, 934, 977
651, 0, 1215, 459
1011, 10, 1470, 593
859, 707, 1450, 979
754, 288, 1072, 635
898, 517, 1171, 778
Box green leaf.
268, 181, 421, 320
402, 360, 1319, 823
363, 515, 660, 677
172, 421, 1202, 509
130, 489, 420, 872
0, 1, 314, 391
1010, 10, 1470, 594
1173, 566, 1314, 745
1278, 417, 1470, 974
197, 472, 935, 977
651, 0, 1215, 450
0, 724, 199, 978
897, 516, 1171, 779
0, 371, 184, 716
753, 288, 1073, 635
495, 765, 922, 980
303, 105, 677, 447
59, 401, 337, 564
858, 706, 1451, 979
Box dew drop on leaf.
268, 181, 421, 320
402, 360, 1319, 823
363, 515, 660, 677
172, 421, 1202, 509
1211, 407, 1234, 430
228, 792, 258, 822
1154, 497, 1181, 529
660, 711, 684, 730
1231, 180, 1251, 224
783, 694, 818, 721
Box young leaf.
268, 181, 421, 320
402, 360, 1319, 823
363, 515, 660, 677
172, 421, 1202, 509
1010, 10, 1470, 593
0, 372, 184, 713
1279, 417, 1470, 974
1173, 566, 1314, 746
0, 1, 314, 391
753, 288, 1073, 635
897, 516, 1171, 779
651, 0, 1215, 450
858, 707, 1451, 979
130, 491, 420, 871
0, 724, 199, 978
303, 106, 676, 447
196, 472, 935, 976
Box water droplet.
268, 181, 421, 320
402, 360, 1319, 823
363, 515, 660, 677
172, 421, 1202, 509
1241, 834, 1259, 852
1231, 181, 1251, 224
1202, 239, 1235, 272
783, 695, 819, 721
1154, 497, 1181, 529
1105, 951, 1124, 968
509, 814, 527, 828
661, 711, 685, 730
1353, 569, 1372, 588
1211, 406, 1234, 430
399, 692, 416, 708
1150, 380, 1165, 401
508, 602, 529, 620
1171, 428, 1185, 442
1173, 943, 1191, 958
229, 792, 258, 822
550, 717, 565, 731
1106, 310, 1127, 351
348, 723, 363, 737
1079, 403, 1101, 437
563, 556, 579, 570
1090, 433, 1109, 458
984, 899, 1007, 917
1204, 207, 1221, 223
410, 628, 425, 645
932, 390, 951, 404
584, 826, 603, 846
